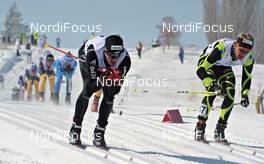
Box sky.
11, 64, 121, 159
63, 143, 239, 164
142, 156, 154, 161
0, 0, 208, 49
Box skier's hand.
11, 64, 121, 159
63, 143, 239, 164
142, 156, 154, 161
99, 68, 112, 81
99, 68, 121, 86
100, 68, 121, 80
208, 81, 224, 96
107, 69, 121, 81
240, 95, 249, 107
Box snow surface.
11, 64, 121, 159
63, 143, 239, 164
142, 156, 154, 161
0, 46, 264, 164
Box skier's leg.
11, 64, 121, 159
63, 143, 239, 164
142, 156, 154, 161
26, 80, 33, 100
93, 86, 121, 147
195, 68, 217, 141
195, 94, 216, 141
53, 75, 63, 104
39, 74, 47, 100
34, 80, 40, 100
48, 75, 55, 100
65, 77, 72, 103
70, 63, 100, 145
198, 95, 216, 121
214, 69, 236, 141
91, 89, 102, 112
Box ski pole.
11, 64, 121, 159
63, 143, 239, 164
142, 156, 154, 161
47, 44, 85, 63
213, 102, 241, 110
142, 90, 218, 96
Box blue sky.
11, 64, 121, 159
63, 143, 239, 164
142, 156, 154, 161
0, 0, 207, 48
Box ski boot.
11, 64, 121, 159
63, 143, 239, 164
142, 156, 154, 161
53, 93, 59, 105
91, 96, 100, 112
50, 93, 54, 101
65, 93, 71, 105
194, 120, 208, 143
213, 122, 229, 145
35, 93, 40, 101
69, 122, 82, 146
27, 95, 32, 101
39, 92, 45, 102
93, 124, 108, 150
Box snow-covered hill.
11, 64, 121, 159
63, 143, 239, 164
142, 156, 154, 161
0, 46, 264, 164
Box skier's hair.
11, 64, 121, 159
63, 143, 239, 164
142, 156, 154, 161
238, 33, 254, 43
237, 33, 254, 49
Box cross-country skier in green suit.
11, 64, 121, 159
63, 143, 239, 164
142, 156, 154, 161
194, 33, 255, 144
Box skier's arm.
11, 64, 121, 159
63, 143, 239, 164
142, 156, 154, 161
196, 41, 225, 87
54, 60, 64, 77
82, 44, 100, 88
70, 60, 78, 76
38, 62, 45, 75
241, 53, 254, 97
54, 61, 64, 94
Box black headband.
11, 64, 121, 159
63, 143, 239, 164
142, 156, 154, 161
237, 37, 254, 49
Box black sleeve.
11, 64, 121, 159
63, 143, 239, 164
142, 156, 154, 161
78, 43, 85, 59
78, 43, 100, 89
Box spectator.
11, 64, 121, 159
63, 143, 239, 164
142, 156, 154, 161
136, 41, 143, 59
178, 47, 184, 64
15, 38, 21, 56
0, 74, 4, 89
25, 42, 32, 63
56, 37, 61, 48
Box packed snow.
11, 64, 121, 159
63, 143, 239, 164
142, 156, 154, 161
0, 45, 264, 164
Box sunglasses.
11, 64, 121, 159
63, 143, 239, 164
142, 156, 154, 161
239, 47, 250, 54
105, 50, 121, 59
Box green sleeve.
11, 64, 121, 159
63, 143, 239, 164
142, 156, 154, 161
196, 41, 225, 87
241, 52, 254, 96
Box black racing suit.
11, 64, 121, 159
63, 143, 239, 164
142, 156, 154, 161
73, 43, 131, 128
196, 40, 254, 125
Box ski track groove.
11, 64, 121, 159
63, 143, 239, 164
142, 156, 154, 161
1, 99, 264, 163
0, 102, 157, 163
121, 113, 264, 163
113, 115, 259, 164
0, 103, 209, 163
0, 110, 117, 164
0, 106, 151, 164
2, 102, 263, 164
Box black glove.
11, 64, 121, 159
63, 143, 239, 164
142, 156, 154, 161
208, 81, 226, 97
240, 95, 249, 107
